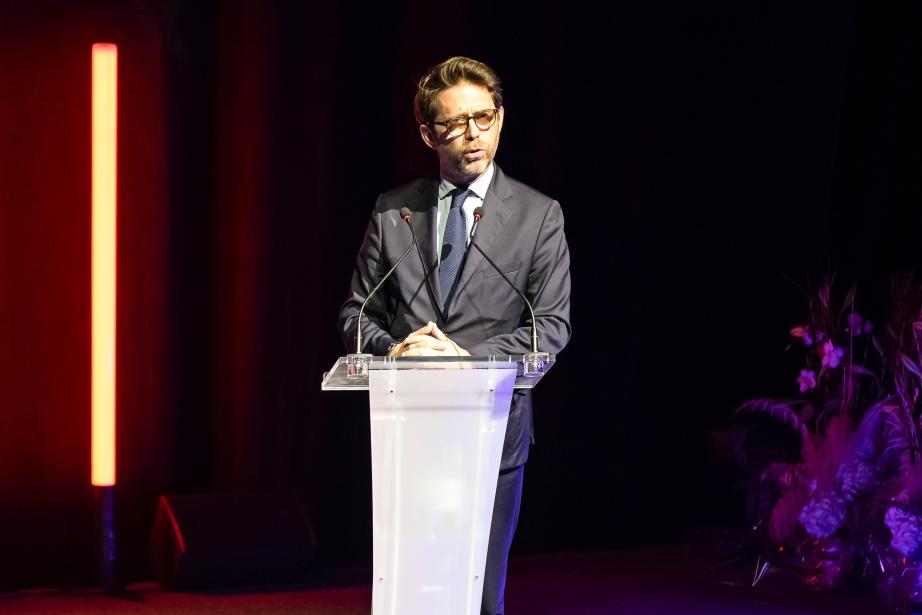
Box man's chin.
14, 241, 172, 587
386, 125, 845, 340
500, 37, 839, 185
454, 159, 489, 180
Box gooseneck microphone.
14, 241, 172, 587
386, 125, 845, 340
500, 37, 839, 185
468, 207, 540, 354
400, 207, 445, 326
354, 207, 417, 354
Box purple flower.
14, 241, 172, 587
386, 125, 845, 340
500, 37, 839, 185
797, 369, 817, 392
821, 340, 845, 369
885, 507, 922, 557
847, 312, 872, 337
838, 462, 876, 499
800, 493, 848, 538
847, 312, 863, 334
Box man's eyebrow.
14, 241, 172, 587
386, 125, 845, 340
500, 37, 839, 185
443, 109, 492, 121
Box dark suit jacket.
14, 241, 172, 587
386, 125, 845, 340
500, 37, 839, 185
338, 164, 571, 469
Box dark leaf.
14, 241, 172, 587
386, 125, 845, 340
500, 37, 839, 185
901, 353, 922, 382
845, 400, 908, 470
800, 403, 815, 423
847, 364, 879, 380
872, 334, 886, 359
733, 399, 805, 467
734, 399, 804, 432
839, 286, 858, 318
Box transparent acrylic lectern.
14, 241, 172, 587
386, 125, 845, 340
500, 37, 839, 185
322, 354, 555, 615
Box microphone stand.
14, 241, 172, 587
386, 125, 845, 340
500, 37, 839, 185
469, 208, 549, 376
347, 208, 417, 378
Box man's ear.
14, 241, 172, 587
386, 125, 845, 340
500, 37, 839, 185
419, 123, 438, 150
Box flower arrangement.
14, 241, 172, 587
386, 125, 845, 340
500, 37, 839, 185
734, 276, 922, 612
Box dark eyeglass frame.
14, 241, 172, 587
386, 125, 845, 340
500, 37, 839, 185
428, 108, 499, 138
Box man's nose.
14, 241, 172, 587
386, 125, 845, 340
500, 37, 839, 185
464, 118, 480, 139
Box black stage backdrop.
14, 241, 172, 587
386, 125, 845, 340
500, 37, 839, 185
1, 0, 920, 587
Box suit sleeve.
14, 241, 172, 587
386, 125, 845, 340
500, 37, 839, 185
466, 201, 572, 356
337, 198, 399, 355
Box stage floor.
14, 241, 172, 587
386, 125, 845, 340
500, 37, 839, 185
0, 546, 886, 614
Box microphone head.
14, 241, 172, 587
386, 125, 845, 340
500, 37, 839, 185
473, 206, 485, 221
399, 206, 412, 222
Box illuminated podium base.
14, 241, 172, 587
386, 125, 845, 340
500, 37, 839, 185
323, 355, 553, 615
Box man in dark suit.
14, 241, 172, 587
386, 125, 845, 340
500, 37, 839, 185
338, 56, 571, 615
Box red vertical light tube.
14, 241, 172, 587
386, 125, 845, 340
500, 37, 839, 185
92, 43, 117, 487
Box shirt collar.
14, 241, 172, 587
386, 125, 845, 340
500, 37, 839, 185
438, 163, 495, 200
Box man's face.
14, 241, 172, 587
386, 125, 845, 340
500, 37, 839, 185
420, 81, 504, 186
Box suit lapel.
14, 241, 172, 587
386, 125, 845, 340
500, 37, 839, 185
452, 166, 514, 304
408, 181, 445, 322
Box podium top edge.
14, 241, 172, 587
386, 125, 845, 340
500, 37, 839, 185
343, 354, 555, 363
321, 354, 557, 391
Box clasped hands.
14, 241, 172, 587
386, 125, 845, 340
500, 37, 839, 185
388, 321, 471, 358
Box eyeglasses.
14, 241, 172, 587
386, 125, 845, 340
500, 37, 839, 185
429, 108, 498, 138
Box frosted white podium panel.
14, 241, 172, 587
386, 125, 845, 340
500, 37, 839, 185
321, 356, 555, 615
369, 365, 514, 615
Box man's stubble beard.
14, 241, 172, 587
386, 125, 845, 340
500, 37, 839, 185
445, 140, 499, 183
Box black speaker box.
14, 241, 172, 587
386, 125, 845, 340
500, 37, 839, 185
150, 490, 316, 589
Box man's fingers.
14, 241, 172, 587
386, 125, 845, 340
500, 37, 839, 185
402, 333, 441, 346
403, 337, 448, 352
407, 321, 436, 338
395, 323, 458, 357
402, 346, 447, 357
430, 324, 448, 341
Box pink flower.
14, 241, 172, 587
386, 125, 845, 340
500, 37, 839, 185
820, 340, 845, 369
791, 326, 814, 346
797, 369, 817, 392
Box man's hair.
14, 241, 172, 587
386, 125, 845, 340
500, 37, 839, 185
413, 56, 503, 125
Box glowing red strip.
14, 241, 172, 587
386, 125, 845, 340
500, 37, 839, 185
91, 43, 117, 487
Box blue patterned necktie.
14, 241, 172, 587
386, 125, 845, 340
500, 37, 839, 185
439, 188, 472, 307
